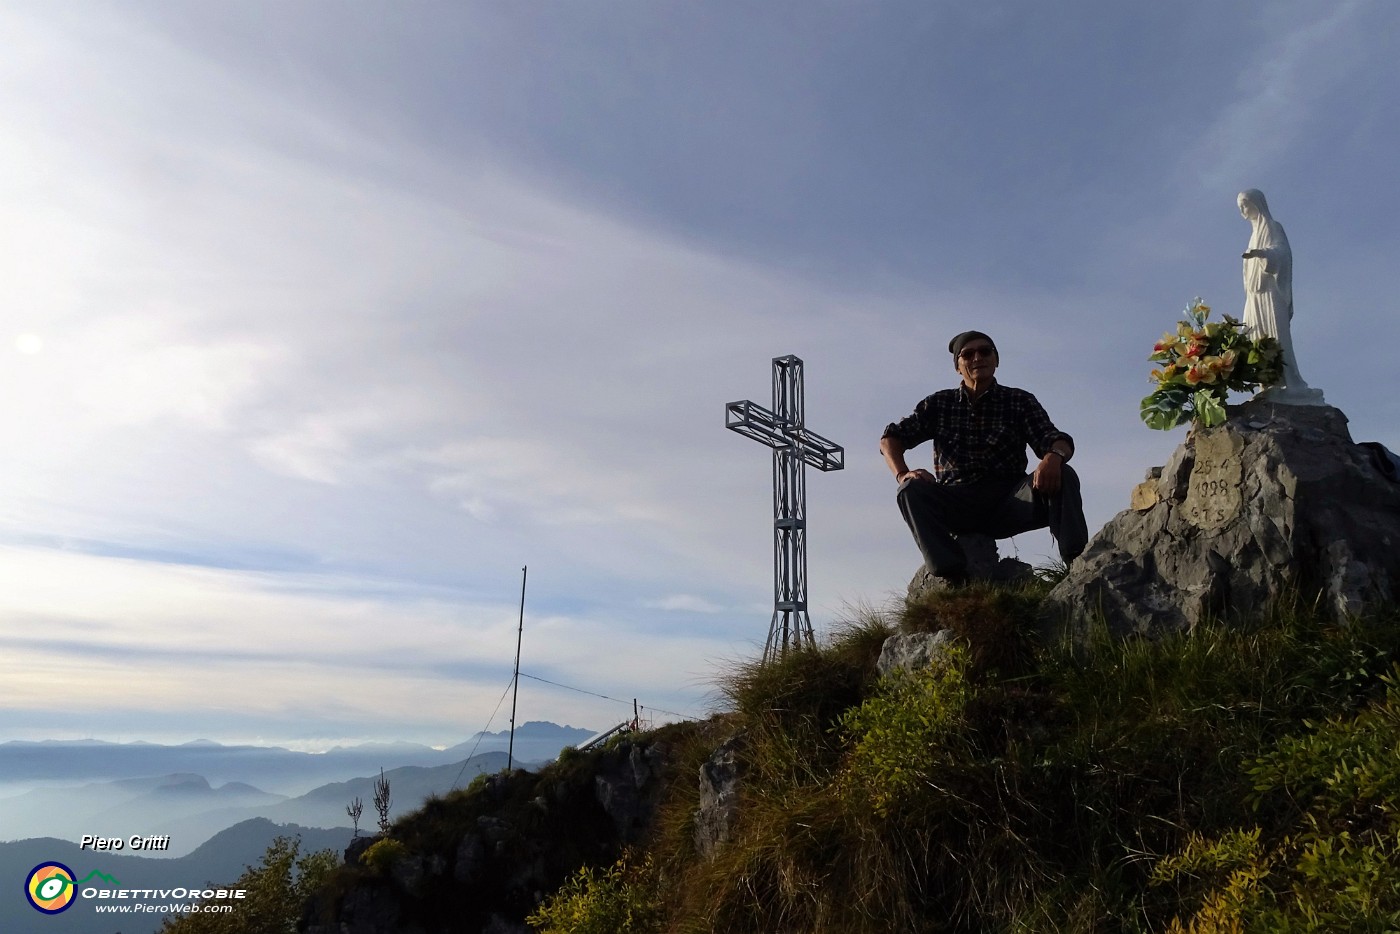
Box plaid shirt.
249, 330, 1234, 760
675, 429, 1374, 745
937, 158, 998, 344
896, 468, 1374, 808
881, 381, 1072, 485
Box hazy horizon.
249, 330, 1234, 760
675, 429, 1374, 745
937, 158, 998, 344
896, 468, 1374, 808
0, 720, 600, 755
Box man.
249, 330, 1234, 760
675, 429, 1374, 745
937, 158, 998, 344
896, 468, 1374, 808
879, 330, 1087, 585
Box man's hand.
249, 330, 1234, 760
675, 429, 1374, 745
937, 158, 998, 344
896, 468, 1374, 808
881, 436, 931, 485
1032, 452, 1063, 494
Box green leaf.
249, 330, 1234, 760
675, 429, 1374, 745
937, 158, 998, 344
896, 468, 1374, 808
1141, 389, 1190, 431
1193, 389, 1227, 427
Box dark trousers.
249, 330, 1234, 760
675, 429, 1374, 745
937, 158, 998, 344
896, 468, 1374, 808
896, 466, 1088, 578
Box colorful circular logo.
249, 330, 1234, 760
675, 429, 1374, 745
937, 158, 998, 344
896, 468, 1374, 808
26, 862, 78, 914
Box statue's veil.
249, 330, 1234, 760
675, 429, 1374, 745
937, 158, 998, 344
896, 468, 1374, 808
1240, 188, 1272, 224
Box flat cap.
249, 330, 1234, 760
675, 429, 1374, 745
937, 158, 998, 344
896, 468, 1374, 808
948, 330, 997, 358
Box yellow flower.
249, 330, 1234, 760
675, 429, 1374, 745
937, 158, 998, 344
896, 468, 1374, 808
1185, 363, 1218, 385
1153, 332, 1181, 353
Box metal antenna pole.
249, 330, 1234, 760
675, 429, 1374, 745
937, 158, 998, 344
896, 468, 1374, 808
507, 565, 526, 771
726, 356, 844, 662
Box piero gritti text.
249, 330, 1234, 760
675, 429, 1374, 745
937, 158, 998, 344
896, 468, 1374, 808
80, 834, 171, 852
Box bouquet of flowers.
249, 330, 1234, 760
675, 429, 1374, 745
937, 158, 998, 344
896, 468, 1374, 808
1140, 298, 1283, 430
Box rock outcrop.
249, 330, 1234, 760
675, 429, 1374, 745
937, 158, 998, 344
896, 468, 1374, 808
1044, 400, 1400, 635
301, 734, 680, 934
694, 734, 742, 860
876, 630, 958, 677
907, 533, 1034, 602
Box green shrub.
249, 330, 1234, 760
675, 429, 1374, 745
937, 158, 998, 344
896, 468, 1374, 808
358, 837, 408, 874
464, 769, 493, 794
1248, 665, 1400, 822
160, 836, 338, 934
1153, 668, 1400, 931
526, 854, 662, 934
835, 645, 972, 816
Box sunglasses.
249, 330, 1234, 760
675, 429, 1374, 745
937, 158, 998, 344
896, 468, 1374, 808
958, 346, 996, 360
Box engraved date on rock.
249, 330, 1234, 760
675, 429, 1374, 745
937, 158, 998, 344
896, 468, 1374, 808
1184, 433, 1243, 530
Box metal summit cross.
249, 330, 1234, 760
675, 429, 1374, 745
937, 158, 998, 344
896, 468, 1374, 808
726, 355, 845, 662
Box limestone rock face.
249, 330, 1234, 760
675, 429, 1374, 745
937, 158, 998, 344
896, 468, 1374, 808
694, 734, 742, 860
593, 740, 667, 842
877, 630, 958, 677
1044, 400, 1400, 635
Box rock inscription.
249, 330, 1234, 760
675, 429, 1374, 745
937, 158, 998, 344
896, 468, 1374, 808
1184, 430, 1243, 530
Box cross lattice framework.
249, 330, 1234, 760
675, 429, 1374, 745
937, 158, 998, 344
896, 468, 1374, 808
726, 355, 845, 662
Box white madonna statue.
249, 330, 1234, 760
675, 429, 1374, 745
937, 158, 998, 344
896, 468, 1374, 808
1239, 189, 1324, 405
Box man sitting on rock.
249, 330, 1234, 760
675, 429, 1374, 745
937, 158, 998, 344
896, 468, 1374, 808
879, 330, 1088, 586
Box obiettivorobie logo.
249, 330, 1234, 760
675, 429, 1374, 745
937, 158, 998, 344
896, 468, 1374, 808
24, 860, 247, 918
25, 862, 120, 914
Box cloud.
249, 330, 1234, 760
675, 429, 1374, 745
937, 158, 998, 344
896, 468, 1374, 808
640, 594, 726, 614
1188, 1, 1372, 189
2, 2, 1398, 751
0, 543, 725, 744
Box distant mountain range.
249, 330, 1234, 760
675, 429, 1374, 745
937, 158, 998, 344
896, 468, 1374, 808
0, 723, 595, 858
1, 754, 508, 856
0, 722, 596, 795
0, 818, 351, 934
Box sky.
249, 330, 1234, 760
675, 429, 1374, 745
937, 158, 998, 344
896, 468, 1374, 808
2, 0, 1398, 751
